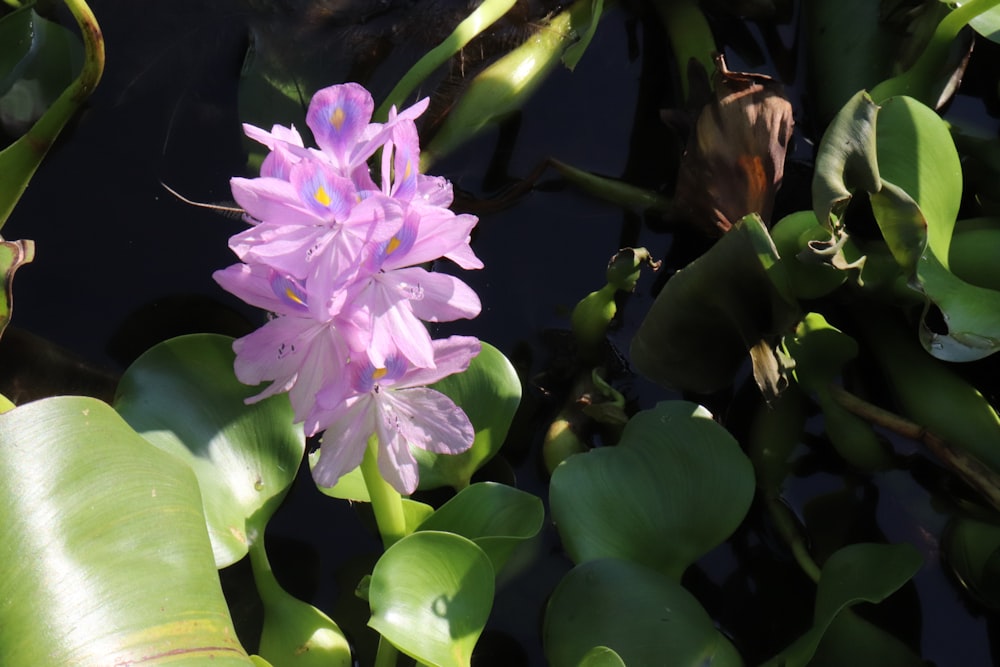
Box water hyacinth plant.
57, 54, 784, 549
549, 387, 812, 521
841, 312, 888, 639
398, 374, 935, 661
215, 82, 483, 494
9, 0, 1000, 665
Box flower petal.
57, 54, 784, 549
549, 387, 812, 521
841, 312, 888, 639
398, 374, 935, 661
311, 395, 374, 486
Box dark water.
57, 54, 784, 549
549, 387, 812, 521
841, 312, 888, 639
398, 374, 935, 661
3, 1, 998, 665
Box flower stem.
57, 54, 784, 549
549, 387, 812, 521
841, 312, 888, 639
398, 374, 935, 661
871, 0, 1000, 103
247, 523, 283, 605
650, 0, 715, 104
375, 0, 518, 120
373, 636, 400, 667
361, 435, 408, 549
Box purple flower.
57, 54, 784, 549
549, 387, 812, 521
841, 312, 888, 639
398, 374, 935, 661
310, 336, 481, 494
217, 81, 485, 494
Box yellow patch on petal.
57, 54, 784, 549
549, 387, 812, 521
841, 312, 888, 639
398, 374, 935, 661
285, 287, 306, 306
372, 367, 388, 380
314, 185, 332, 207
330, 107, 346, 131
386, 236, 402, 255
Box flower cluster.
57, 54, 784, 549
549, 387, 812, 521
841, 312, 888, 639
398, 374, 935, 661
215, 83, 483, 494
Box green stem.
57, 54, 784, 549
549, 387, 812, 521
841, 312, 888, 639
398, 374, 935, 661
361, 435, 407, 548
650, 0, 715, 104
871, 0, 1000, 102
374, 0, 517, 120
373, 636, 399, 667
247, 522, 283, 605
0, 0, 104, 229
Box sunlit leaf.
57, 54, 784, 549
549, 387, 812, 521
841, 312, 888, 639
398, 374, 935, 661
368, 531, 494, 667
813, 90, 1000, 360
114, 333, 305, 568
550, 401, 755, 579
414, 341, 521, 491
543, 558, 743, 667
0, 396, 253, 665
416, 481, 544, 572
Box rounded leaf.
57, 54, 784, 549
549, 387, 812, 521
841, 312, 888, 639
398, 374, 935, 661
416, 481, 544, 572
368, 531, 495, 667
415, 341, 522, 490
114, 333, 305, 567
0, 396, 253, 665
550, 401, 755, 578
543, 558, 743, 667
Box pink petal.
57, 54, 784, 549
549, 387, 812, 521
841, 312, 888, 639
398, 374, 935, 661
310, 396, 374, 486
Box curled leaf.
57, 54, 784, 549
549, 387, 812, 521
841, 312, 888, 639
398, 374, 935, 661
674, 53, 794, 235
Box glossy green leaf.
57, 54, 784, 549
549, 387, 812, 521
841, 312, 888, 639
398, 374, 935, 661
414, 341, 522, 491
943, 516, 1000, 610
416, 481, 544, 572
813, 90, 1000, 360
761, 542, 922, 667
0, 396, 253, 665
949, 217, 1000, 291
550, 401, 755, 579
956, 0, 1000, 44
368, 531, 495, 667
630, 213, 798, 396
543, 558, 743, 667
114, 333, 305, 568
812, 90, 881, 230
0, 236, 32, 339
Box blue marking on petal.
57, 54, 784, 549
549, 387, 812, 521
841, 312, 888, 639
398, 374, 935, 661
270, 273, 310, 313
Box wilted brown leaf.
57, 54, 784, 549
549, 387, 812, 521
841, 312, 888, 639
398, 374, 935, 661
674, 54, 794, 235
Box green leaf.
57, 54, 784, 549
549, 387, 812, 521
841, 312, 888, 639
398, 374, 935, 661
578, 646, 626, 667
0, 396, 253, 665
414, 341, 522, 491
943, 516, 1000, 610
421, 0, 606, 168
368, 531, 495, 667
761, 542, 922, 667
770, 211, 850, 299
543, 558, 743, 667
785, 313, 892, 470
0, 236, 32, 339
803, 0, 900, 124
811, 611, 926, 667
812, 90, 881, 229
550, 401, 755, 579
630, 213, 798, 396
416, 481, 544, 572
0, 0, 103, 229
114, 333, 305, 568
813, 90, 1000, 360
